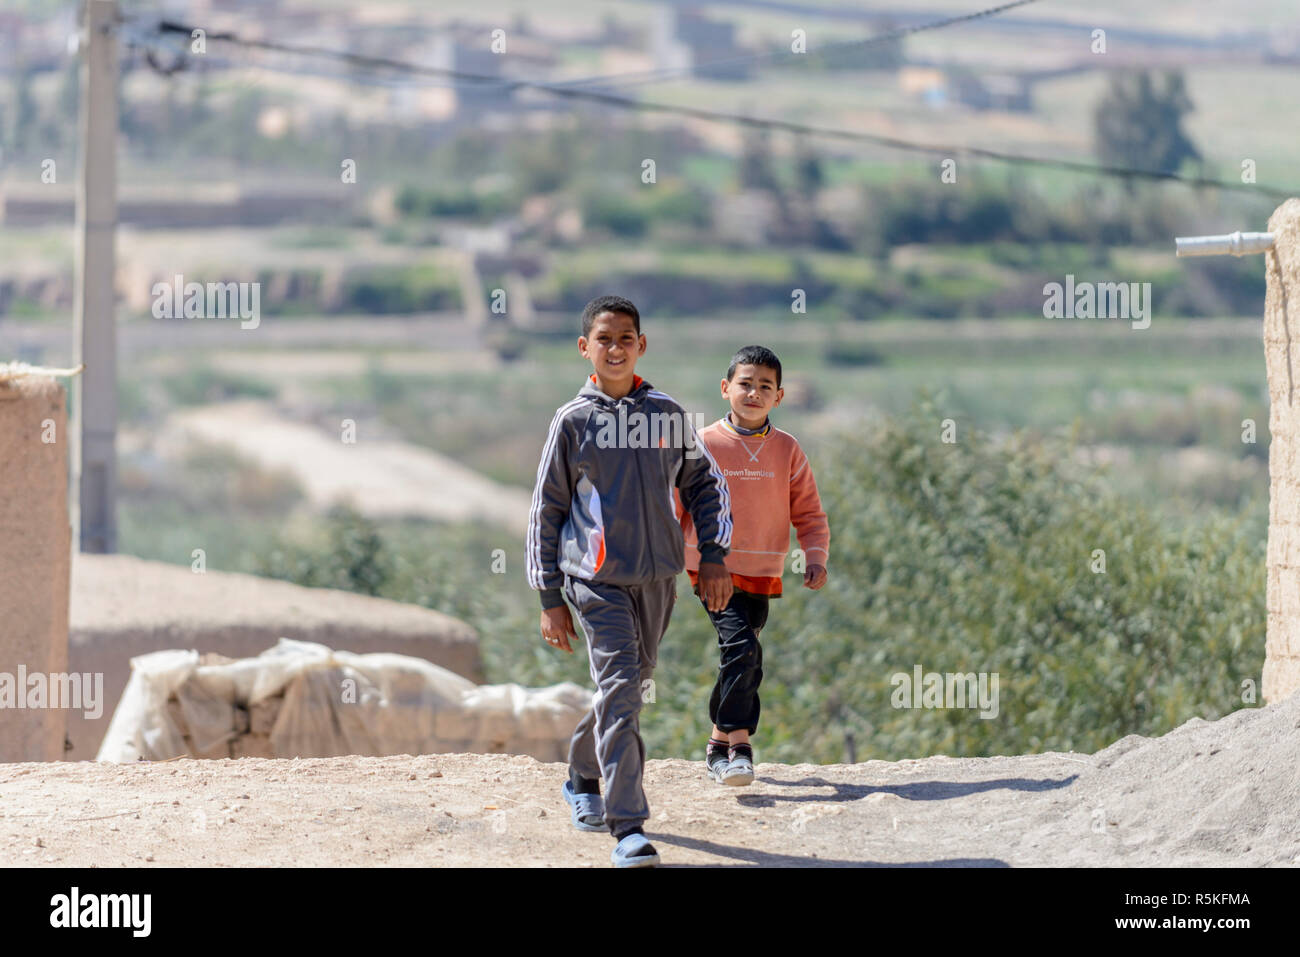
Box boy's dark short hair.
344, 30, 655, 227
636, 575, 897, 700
727, 345, 782, 388
581, 295, 641, 338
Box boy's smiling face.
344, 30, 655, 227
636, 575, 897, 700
722, 363, 783, 430
579, 311, 646, 397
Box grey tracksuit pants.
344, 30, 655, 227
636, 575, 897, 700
564, 573, 677, 832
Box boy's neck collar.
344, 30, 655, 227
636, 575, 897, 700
723, 412, 771, 436
587, 372, 644, 400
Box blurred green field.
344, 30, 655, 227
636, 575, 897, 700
286, 315, 1264, 506
105, 310, 1270, 503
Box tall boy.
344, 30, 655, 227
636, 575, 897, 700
527, 295, 734, 867
676, 345, 830, 785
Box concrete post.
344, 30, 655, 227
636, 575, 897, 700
72, 0, 119, 554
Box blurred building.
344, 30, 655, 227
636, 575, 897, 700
427, 33, 506, 112
652, 4, 751, 81
382, 25, 560, 123
898, 65, 1032, 112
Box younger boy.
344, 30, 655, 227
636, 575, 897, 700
676, 345, 830, 785
527, 295, 734, 867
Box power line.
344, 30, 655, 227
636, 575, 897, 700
150, 2, 1036, 95
142, 17, 1297, 200
554, 0, 1044, 91
140, 1, 1045, 95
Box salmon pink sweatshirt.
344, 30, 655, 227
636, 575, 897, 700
676, 414, 829, 596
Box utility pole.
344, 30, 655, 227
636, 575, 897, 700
1177, 207, 1299, 704
72, 0, 118, 553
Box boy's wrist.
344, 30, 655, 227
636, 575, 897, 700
539, 588, 566, 610
698, 543, 727, 565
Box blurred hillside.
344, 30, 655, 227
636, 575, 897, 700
0, 0, 1290, 759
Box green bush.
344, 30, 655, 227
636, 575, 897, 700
867, 181, 1020, 247
340, 264, 460, 314
159, 364, 277, 406
395, 185, 512, 220
254, 506, 393, 597
664, 396, 1262, 762
580, 191, 650, 238
643, 182, 713, 229
236, 397, 1267, 766
823, 343, 885, 367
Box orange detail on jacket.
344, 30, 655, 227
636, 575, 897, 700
589, 373, 644, 391
686, 569, 785, 596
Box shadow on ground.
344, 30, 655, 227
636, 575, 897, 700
650, 833, 1008, 867
733, 774, 1078, 808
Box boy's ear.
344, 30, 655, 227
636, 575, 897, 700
720, 377, 729, 397
577, 335, 589, 357
773, 386, 785, 406
638, 333, 647, 354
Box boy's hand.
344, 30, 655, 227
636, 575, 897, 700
540, 606, 578, 654
803, 564, 828, 590
698, 561, 733, 613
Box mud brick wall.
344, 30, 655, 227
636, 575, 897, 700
0, 375, 71, 762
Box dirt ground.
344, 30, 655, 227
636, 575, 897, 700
4, 689, 1299, 867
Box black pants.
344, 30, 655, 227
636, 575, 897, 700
701, 590, 770, 735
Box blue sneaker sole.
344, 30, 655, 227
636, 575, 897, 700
612, 849, 660, 868
562, 781, 606, 832
611, 833, 660, 867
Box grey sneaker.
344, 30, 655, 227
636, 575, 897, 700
722, 746, 755, 786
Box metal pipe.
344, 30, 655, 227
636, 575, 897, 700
1175, 231, 1276, 257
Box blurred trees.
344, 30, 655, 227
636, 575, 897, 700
1094, 70, 1201, 177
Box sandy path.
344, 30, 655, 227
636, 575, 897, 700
159, 400, 533, 533
0, 752, 1081, 868
3, 692, 1298, 867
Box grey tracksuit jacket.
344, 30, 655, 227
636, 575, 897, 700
526, 374, 733, 607
526, 374, 733, 830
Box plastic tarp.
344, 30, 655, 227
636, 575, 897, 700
96, 638, 592, 763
